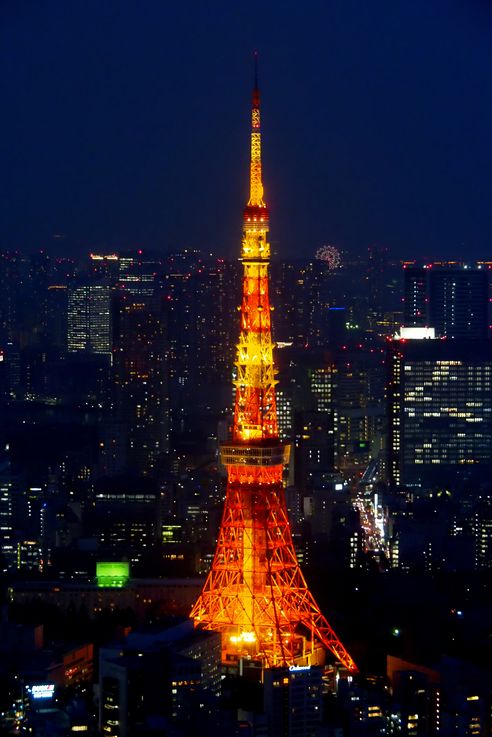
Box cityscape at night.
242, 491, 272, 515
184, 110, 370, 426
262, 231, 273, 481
1, 2, 492, 736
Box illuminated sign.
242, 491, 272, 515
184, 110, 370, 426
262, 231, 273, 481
395, 327, 436, 340
96, 561, 130, 588
29, 684, 55, 699
288, 665, 311, 672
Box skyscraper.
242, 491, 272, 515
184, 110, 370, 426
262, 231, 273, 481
387, 337, 492, 489
403, 264, 489, 339
191, 60, 356, 672
403, 265, 427, 328
429, 267, 488, 339
67, 282, 112, 356
112, 294, 169, 476
0, 470, 15, 572
163, 251, 202, 434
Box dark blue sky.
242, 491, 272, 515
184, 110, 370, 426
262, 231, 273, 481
2, 0, 492, 260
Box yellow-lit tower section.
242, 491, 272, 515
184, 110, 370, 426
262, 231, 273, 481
190, 57, 357, 673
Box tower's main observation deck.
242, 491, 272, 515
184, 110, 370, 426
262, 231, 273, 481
190, 58, 357, 673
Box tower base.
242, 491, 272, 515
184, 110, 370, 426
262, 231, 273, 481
190, 468, 357, 673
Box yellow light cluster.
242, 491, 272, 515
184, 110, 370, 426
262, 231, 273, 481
242, 231, 269, 261
230, 631, 257, 644
248, 107, 266, 207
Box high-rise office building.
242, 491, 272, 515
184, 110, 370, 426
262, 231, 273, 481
474, 498, 492, 570
164, 251, 202, 433
0, 449, 19, 572
99, 621, 221, 737
0, 476, 15, 572
429, 268, 488, 339
276, 387, 294, 440
271, 260, 326, 347
45, 285, 68, 350
403, 264, 489, 339
403, 265, 428, 327
263, 665, 324, 737
67, 282, 112, 356
194, 259, 239, 389
294, 411, 334, 490
90, 477, 160, 561
334, 348, 385, 471
387, 337, 492, 489
0, 253, 22, 344
112, 294, 169, 476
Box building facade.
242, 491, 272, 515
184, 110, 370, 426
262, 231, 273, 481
387, 338, 492, 489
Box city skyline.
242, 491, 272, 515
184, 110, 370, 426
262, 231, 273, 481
1, 6, 492, 735
2, 1, 492, 259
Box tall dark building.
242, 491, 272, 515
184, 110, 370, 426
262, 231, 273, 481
164, 250, 203, 434
0, 455, 16, 572
403, 266, 428, 327
90, 476, 160, 561
271, 260, 324, 346
333, 347, 385, 471
474, 498, 492, 570
194, 258, 239, 390
403, 264, 489, 339
429, 268, 488, 339
294, 410, 334, 491
99, 620, 221, 737
112, 295, 169, 476
263, 666, 324, 737
366, 245, 389, 313
387, 337, 492, 489
45, 285, 68, 351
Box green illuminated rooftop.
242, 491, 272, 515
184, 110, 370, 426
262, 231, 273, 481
96, 561, 130, 588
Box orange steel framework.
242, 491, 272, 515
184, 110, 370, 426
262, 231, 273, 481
190, 58, 357, 673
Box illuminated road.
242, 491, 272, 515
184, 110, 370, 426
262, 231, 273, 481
353, 460, 390, 566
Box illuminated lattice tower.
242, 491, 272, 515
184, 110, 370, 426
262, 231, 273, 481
190, 59, 357, 672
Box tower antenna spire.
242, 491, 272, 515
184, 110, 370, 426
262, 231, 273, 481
248, 51, 265, 209
253, 50, 259, 104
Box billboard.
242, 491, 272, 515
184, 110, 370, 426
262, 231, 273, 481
28, 684, 55, 700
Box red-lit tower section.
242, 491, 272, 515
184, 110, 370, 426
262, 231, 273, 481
190, 60, 357, 672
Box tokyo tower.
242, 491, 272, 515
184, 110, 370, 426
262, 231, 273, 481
190, 58, 357, 673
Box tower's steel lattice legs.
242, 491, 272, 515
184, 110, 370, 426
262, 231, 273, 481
191, 470, 357, 671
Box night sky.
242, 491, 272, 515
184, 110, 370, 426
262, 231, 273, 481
2, 0, 492, 260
